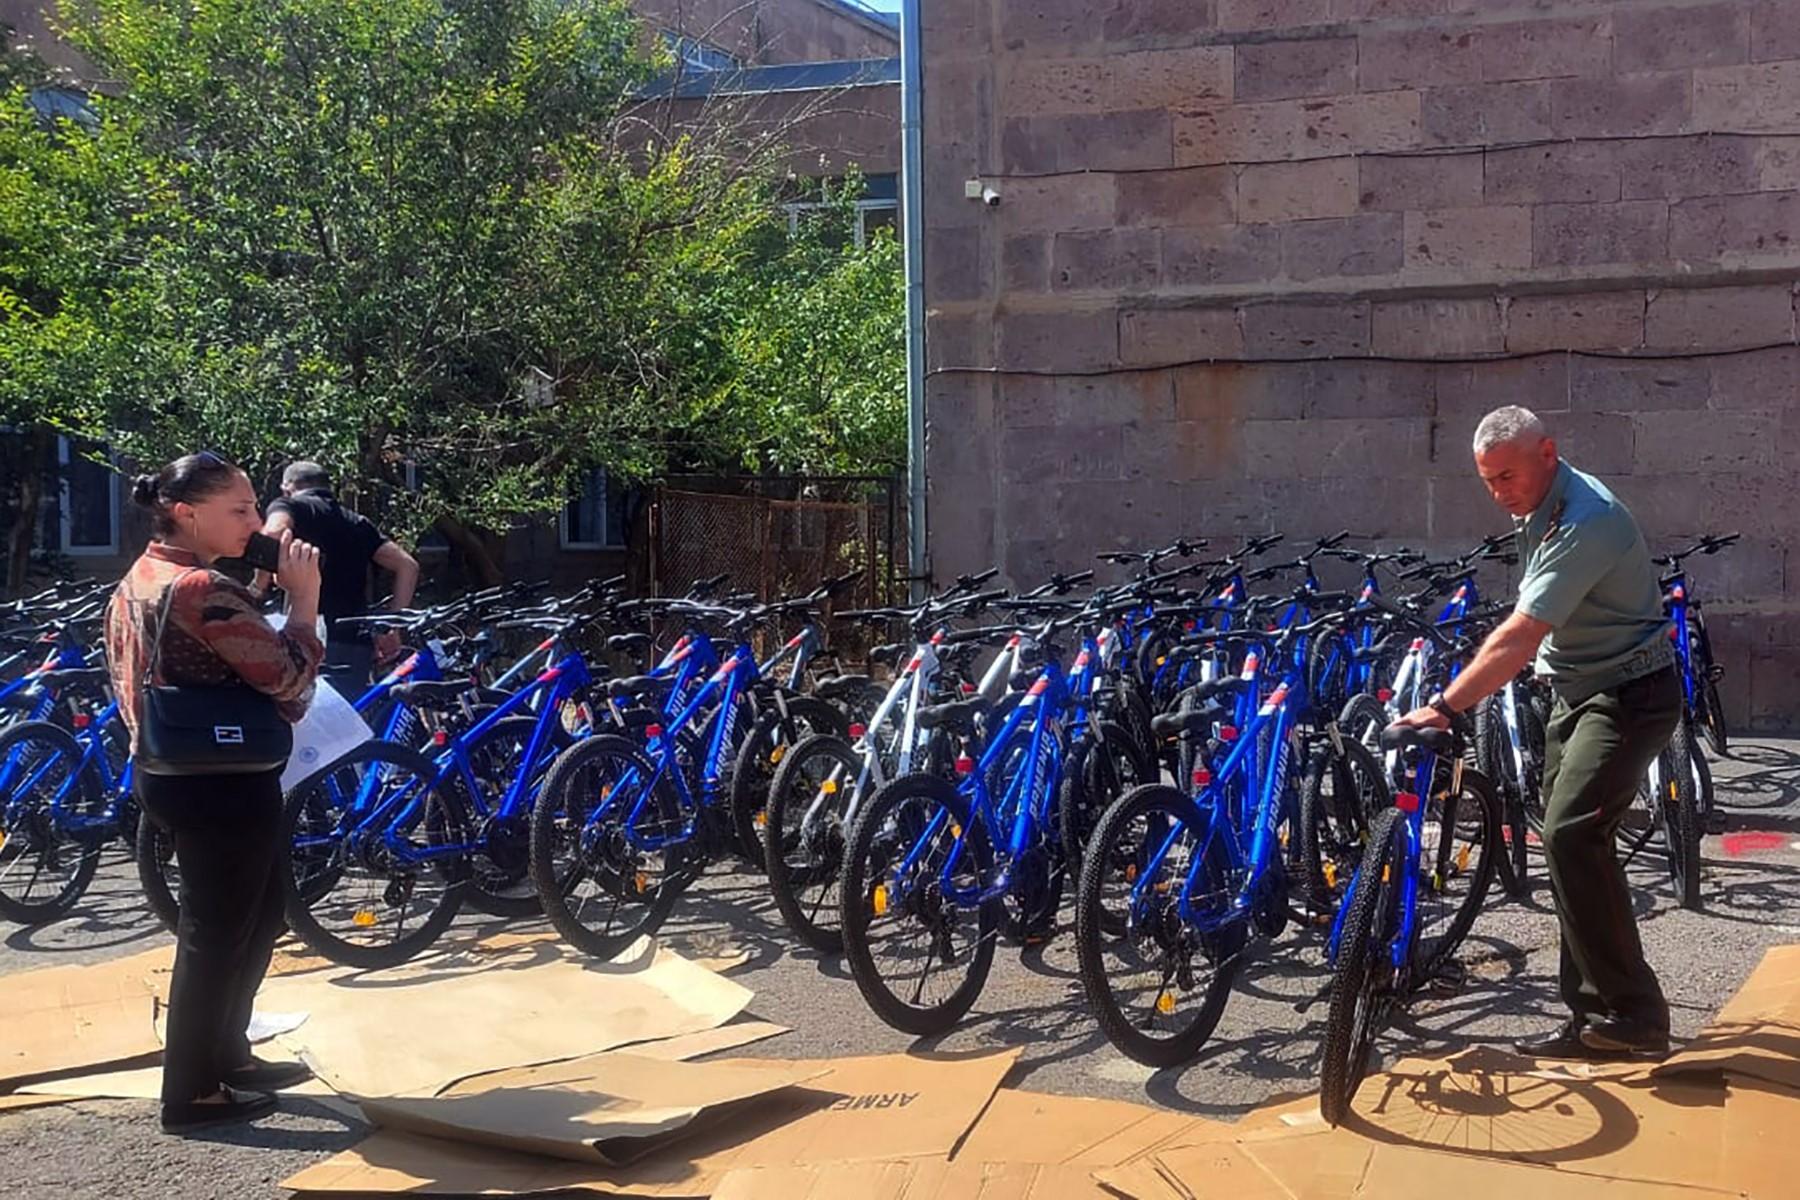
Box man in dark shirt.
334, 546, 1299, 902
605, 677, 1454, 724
261, 462, 419, 692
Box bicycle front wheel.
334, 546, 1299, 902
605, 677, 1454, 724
1658, 720, 1703, 911
530, 735, 692, 959
1320, 806, 1406, 1127
764, 732, 860, 954
839, 773, 997, 1035
279, 742, 467, 969
0, 721, 103, 924
1074, 783, 1244, 1068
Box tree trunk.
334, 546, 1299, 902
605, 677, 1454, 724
433, 512, 503, 587
4, 427, 53, 597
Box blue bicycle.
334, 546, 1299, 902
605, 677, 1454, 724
0, 665, 137, 923
1073, 606, 1351, 1065
1318, 666, 1502, 1123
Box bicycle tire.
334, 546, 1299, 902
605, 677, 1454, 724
279, 741, 468, 969
729, 696, 846, 873
1305, 631, 1355, 722
1692, 616, 1729, 758
1338, 693, 1388, 751
1299, 735, 1390, 914
1660, 720, 1703, 911
1320, 806, 1406, 1127
764, 731, 860, 954
530, 734, 692, 959
0, 720, 103, 924
839, 772, 998, 1035
1057, 719, 1151, 878
1474, 696, 1529, 900
136, 809, 180, 933
451, 716, 548, 918
1414, 763, 1502, 978
1074, 783, 1244, 1067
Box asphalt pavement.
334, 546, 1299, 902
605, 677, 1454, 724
4, 738, 1798, 1199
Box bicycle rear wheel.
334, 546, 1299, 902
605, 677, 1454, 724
839, 773, 997, 1035
452, 716, 547, 918
530, 735, 692, 959
730, 697, 845, 873
1074, 784, 1244, 1068
0, 721, 103, 924
136, 809, 180, 933
1299, 735, 1389, 915
1659, 720, 1703, 911
1057, 719, 1151, 879
280, 742, 467, 969
1692, 617, 1729, 758
1320, 806, 1406, 1127
1412, 763, 1501, 978
764, 732, 859, 954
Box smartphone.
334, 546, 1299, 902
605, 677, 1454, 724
241, 531, 282, 574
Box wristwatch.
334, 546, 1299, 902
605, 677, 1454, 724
1427, 691, 1458, 721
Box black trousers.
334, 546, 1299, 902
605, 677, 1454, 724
135, 768, 286, 1104
1540, 665, 1681, 1033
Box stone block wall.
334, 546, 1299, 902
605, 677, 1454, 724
922, 0, 1800, 731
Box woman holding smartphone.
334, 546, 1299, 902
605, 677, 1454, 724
103, 451, 325, 1135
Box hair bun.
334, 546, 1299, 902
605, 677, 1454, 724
130, 474, 160, 507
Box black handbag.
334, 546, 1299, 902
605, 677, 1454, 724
134, 569, 293, 776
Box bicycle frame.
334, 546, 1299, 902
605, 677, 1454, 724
0, 701, 135, 838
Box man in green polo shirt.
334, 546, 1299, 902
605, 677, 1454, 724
1395, 405, 1680, 1058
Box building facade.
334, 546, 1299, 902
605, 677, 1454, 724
920, 0, 1800, 731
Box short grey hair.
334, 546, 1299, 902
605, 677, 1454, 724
282, 460, 331, 490
1472, 406, 1547, 454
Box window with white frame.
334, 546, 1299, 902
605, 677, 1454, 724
661, 30, 738, 72
58, 437, 118, 555
561, 467, 629, 550
785, 173, 900, 249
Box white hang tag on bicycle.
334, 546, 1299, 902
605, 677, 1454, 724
280, 679, 373, 792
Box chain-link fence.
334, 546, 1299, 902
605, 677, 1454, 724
649, 474, 907, 610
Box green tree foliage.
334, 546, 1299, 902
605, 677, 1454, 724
0, 0, 903, 586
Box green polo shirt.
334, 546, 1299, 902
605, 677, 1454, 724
1514, 460, 1672, 703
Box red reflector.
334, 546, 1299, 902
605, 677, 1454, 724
1182, 620, 1196, 632
1395, 791, 1420, 813
848, 723, 867, 739
1377, 688, 1394, 703
645, 724, 664, 739
1667, 626, 1679, 641
1219, 725, 1238, 742
954, 755, 975, 776
431, 729, 449, 747
72, 713, 91, 730
1191, 768, 1212, 787
960, 682, 976, 694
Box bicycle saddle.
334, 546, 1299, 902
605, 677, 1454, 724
35, 666, 111, 691
813, 673, 872, 700
390, 680, 482, 708
1378, 724, 1455, 754
606, 674, 678, 701
1150, 702, 1228, 739
606, 632, 653, 654
915, 697, 989, 734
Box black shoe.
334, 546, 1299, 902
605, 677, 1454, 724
161, 1086, 277, 1134
222, 1056, 314, 1091
1513, 1018, 1623, 1061
1580, 1017, 1670, 1057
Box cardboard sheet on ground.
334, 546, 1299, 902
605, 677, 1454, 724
1658, 943, 1800, 1093
360, 1055, 827, 1164
259, 936, 752, 1098
713, 1161, 1116, 1200
442, 1022, 791, 1096
0, 1093, 74, 1116
709, 1086, 1228, 1200
1098, 1046, 1795, 1200
0, 947, 172, 1085
282, 1048, 1018, 1196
